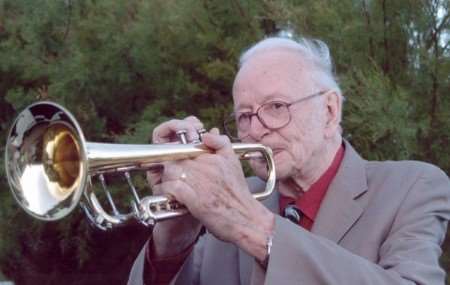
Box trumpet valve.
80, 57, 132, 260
176, 130, 188, 144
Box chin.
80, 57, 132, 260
273, 164, 295, 180
272, 153, 296, 177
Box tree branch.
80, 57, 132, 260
361, 0, 374, 59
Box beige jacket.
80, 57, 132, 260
128, 141, 450, 284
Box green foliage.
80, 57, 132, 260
0, 0, 449, 283
341, 66, 418, 160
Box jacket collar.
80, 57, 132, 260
311, 140, 368, 243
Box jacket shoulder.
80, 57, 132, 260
366, 159, 448, 180
364, 160, 450, 200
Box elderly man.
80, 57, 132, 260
128, 36, 450, 284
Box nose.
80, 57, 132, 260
247, 114, 269, 141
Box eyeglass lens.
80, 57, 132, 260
224, 102, 290, 140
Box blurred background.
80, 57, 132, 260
0, 0, 448, 284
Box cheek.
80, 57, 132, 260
281, 127, 307, 163
281, 141, 309, 176
279, 115, 322, 169
289, 143, 305, 164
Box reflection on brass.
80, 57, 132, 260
43, 123, 81, 193
5, 102, 276, 230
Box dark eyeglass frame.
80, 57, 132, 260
224, 90, 328, 140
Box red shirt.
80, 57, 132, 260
279, 145, 345, 230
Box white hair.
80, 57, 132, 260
239, 36, 343, 98
238, 36, 344, 124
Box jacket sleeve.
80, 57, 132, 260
127, 235, 207, 285
253, 167, 450, 285
171, 234, 206, 285
128, 241, 148, 285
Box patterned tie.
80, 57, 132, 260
283, 203, 303, 224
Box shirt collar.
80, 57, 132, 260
279, 144, 345, 222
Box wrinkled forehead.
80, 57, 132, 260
232, 49, 316, 108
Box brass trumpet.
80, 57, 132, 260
5, 102, 276, 230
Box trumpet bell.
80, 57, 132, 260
5, 102, 88, 220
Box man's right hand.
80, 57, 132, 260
147, 116, 205, 258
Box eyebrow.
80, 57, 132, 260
234, 93, 290, 111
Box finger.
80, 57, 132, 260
152, 118, 204, 143
184, 115, 202, 125
201, 133, 234, 157
151, 183, 164, 195
183, 159, 217, 179
153, 180, 197, 207
184, 116, 206, 142
209, 127, 220, 135
146, 169, 162, 188
189, 153, 217, 166
161, 162, 189, 183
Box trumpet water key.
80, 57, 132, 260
5, 102, 276, 230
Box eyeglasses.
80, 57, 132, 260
223, 90, 328, 140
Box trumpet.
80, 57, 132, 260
4, 101, 276, 230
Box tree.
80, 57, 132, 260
0, 0, 448, 283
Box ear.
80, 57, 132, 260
323, 91, 341, 138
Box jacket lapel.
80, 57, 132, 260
311, 140, 368, 243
